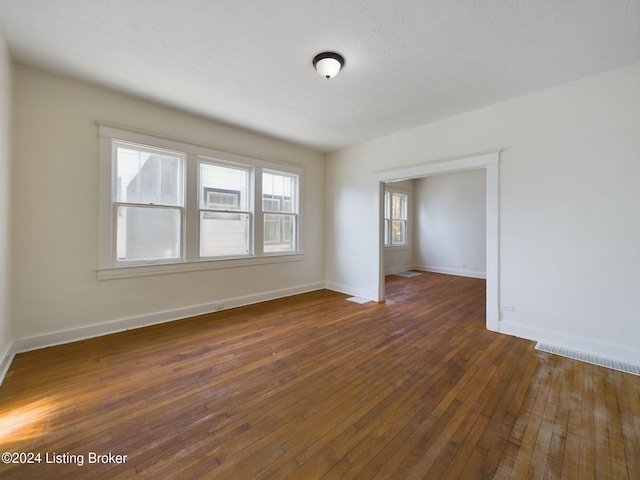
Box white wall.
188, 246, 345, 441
11, 65, 325, 348
384, 179, 414, 274
0, 30, 12, 377
326, 62, 640, 363
414, 170, 486, 278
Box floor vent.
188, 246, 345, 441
346, 296, 371, 304
535, 343, 640, 376
393, 271, 422, 278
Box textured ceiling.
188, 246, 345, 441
0, 0, 638, 153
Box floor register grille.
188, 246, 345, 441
535, 342, 640, 376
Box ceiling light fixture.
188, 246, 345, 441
313, 52, 344, 79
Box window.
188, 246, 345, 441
98, 125, 303, 278
384, 189, 408, 247
262, 171, 297, 253
199, 161, 251, 258
114, 142, 184, 263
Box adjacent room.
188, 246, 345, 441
0, 1, 639, 478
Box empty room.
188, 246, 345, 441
0, 1, 639, 479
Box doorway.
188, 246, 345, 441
373, 151, 500, 332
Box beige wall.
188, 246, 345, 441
0, 31, 12, 372
11, 65, 325, 345
414, 170, 486, 278
327, 63, 640, 363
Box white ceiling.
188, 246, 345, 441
0, 1, 638, 153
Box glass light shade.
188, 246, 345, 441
315, 57, 341, 79
313, 52, 344, 79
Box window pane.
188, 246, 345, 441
384, 191, 391, 218
263, 213, 295, 252
384, 219, 390, 246
159, 156, 181, 205
200, 212, 250, 257
116, 206, 180, 261
200, 163, 249, 211
392, 220, 406, 245
392, 193, 406, 220
263, 172, 295, 213
116, 146, 181, 206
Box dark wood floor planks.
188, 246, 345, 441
1, 272, 639, 479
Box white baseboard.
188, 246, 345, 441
0, 340, 15, 385
415, 265, 486, 279
499, 320, 640, 365
10, 282, 325, 357
324, 281, 377, 302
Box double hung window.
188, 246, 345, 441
199, 161, 251, 258
98, 125, 302, 278
384, 189, 408, 247
262, 171, 297, 253
113, 142, 184, 263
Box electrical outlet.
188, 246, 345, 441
501, 304, 515, 312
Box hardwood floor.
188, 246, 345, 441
1, 272, 638, 479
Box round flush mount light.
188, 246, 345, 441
313, 52, 344, 79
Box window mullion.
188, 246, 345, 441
185, 153, 198, 262
254, 167, 263, 257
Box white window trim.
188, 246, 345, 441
97, 124, 304, 280
384, 187, 409, 249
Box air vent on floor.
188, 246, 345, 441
393, 271, 422, 278
346, 296, 371, 304
535, 343, 640, 376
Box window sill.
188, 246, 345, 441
384, 245, 409, 252
96, 253, 304, 280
